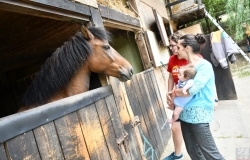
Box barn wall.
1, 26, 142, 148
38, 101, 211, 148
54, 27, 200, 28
140, 0, 169, 19
179, 23, 203, 34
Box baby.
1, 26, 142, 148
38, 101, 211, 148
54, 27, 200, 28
168, 64, 196, 123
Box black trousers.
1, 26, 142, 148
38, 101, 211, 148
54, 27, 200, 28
181, 121, 225, 160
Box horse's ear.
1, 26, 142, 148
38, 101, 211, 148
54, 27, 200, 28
80, 26, 94, 40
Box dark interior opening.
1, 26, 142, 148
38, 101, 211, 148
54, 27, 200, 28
0, 10, 102, 118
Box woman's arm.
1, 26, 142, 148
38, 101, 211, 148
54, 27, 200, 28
167, 74, 175, 110
182, 80, 194, 94
168, 74, 175, 92
174, 88, 189, 96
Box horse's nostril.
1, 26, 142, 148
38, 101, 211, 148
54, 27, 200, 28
130, 68, 133, 75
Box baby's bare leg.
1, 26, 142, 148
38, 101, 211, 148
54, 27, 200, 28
168, 106, 183, 123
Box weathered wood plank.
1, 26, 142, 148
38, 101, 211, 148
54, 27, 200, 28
33, 122, 64, 160
135, 32, 152, 70
54, 112, 90, 160
147, 69, 170, 145
90, 7, 104, 28
23, 0, 90, 15
77, 103, 111, 160
98, 4, 140, 27
105, 95, 132, 159
153, 67, 172, 138
109, 77, 143, 160
0, 86, 112, 143
153, 9, 169, 46
124, 74, 160, 157
142, 70, 165, 150
5, 131, 41, 160
95, 99, 123, 160
0, 0, 90, 22
0, 143, 8, 160
134, 73, 162, 157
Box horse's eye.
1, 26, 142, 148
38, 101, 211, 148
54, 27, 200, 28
103, 45, 110, 50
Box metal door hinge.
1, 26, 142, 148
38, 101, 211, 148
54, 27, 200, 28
117, 131, 129, 153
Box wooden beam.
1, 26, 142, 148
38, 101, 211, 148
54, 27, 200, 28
90, 7, 104, 28
0, 0, 90, 22
103, 19, 141, 32
166, 0, 172, 18
22, 0, 90, 15
99, 4, 141, 28
153, 9, 169, 46
165, 0, 187, 8
172, 5, 205, 26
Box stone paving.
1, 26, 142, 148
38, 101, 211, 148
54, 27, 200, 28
161, 62, 250, 160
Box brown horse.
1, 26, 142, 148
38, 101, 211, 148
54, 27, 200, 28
18, 26, 133, 112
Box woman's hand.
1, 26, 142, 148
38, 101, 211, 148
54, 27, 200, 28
167, 91, 175, 110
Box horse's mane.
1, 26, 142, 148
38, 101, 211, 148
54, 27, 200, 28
21, 27, 111, 108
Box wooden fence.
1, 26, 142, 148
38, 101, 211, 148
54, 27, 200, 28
0, 68, 171, 160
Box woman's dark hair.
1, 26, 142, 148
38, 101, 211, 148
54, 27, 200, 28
179, 34, 206, 53
170, 31, 185, 43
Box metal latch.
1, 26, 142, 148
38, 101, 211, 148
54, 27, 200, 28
131, 116, 141, 128
116, 131, 129, 153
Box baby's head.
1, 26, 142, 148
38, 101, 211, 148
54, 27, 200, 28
178, 64, 196, 81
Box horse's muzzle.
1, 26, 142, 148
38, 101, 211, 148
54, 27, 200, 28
120, 68, 133, 82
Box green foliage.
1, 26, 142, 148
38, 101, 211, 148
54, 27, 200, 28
188, 0, 250, 42
225, 0, 250, 41
202, 0, 227, 16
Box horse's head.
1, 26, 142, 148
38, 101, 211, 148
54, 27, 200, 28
81, 26, 133, 82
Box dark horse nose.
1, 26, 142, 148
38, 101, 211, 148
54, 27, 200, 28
129, 68, 133, 76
